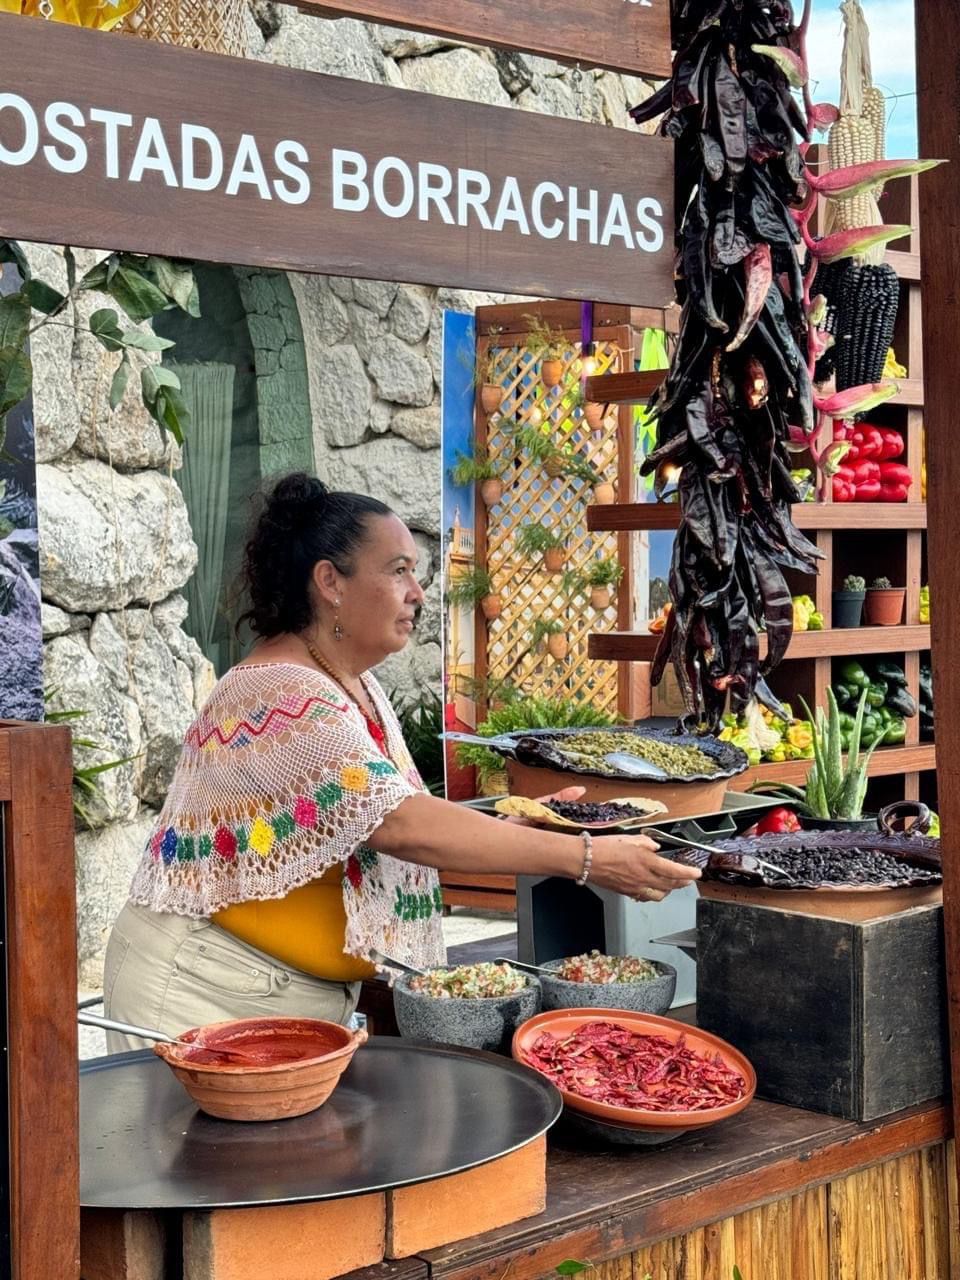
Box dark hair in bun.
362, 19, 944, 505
238, 472, 392, 637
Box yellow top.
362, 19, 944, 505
214, 866, 376, 982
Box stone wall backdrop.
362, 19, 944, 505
31, 5, 658, 990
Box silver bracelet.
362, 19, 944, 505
575, 830, 593, 886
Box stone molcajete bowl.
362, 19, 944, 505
393, 971, 542, 1055
537, 957, 677, 1016
154, 1016, 366, 1122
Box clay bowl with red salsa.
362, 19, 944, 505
154, 1016, 367, 1121
512, 1009, 755, 1132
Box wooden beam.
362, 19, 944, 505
282, 0, 673, 78
587, 502, 930, 533
588, 624, 932, 664
4, 723, 79, 1280
916, 0, 960, 1213
585, 370, 665, 404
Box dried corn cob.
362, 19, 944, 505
827, 114, 879, 232
835, 263, 899, 393
862, 85, 886, 189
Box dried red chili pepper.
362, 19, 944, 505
521, 1020, 746, 1113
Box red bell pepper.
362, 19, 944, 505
854, 479, 882, 501
877, 428, 905, 460
756, 807, 802, 835
878, 460, 913, 502
851, 425, 884, 459
851, 459, 880, 487
833, 465, 856, 502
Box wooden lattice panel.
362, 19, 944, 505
478, 333, 623, 715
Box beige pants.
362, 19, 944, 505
103, 901, 360, 1054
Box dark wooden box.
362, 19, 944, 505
695, 899, 949, 1121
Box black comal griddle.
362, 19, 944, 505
80, 1039, 560, 1210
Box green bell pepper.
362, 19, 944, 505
882, 716, 906, 745
839, 660, 870, 690
860, 713, 883, 745
865, 680, 888, 709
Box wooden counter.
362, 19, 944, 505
343, 1098, 956, 1280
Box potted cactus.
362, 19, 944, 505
833, 574, 866, 629
532, 618, 569, 661
864, 576, 906, 627
750, 689, 881, 831
449, 450, 504, 508
516, 522, 566, 574
584, 558, 624, 610
447, 566, 501, 621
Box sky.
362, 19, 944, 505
806, 0, 918, 157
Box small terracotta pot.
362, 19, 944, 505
590, 586, 612, 610
544, 456, 566, 479
584, 402, 605, 430
541, 358, 563, 388
481, 594, 501, 621
592, 481, 615, 505
544, 547, 565, 574
482, 769, 509, 797
864, 588, 905, 627
547, 633, 569, 660
479, 477, 503, 507
480, 383, 501, 415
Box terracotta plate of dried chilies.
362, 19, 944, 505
513, 1009, 755, 1131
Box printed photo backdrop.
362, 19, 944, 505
440, 309, 477, 799
0, 264, 42, 721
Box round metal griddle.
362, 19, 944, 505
80, 1039, 561, 1210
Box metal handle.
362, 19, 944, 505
78, 1009, 180, 1045
878, 801, 933, 837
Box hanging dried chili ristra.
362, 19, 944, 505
631, 1, 821, 731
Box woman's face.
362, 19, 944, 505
327, 514, 425, 663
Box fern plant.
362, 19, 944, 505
44, 690, 140, 826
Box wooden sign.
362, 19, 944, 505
0, 16, 675, 308
286, 0, 673, 79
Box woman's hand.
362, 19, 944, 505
588, 833, 701, 901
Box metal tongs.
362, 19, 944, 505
645, 827, 798, 885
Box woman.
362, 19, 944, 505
104, 474, 699, 1050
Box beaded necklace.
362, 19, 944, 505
302, 638, 387, 750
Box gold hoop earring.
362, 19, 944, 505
333, 598, 343, 642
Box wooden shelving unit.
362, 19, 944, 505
587, 171, 935, 808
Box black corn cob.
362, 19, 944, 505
836, 263, 899, 392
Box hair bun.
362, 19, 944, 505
267, 473, 330, 529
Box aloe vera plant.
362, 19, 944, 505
750, 688, 880, 820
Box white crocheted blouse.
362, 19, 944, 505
128, 663, 446, 971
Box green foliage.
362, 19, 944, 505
450, 450, 499, 486
0, 240, 199, 449
523, 313, 567, 361
391, 689, 445, 796
584, 557, 624, 588
841, 574, 866, 592
516, 522, 565, 556
531, 618, 565, 647
447, 565, 496, 609
44, 690, 142, 828
455, 696, 618, 782
751, 688, 881, 820
555, 1263, 593, 1277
